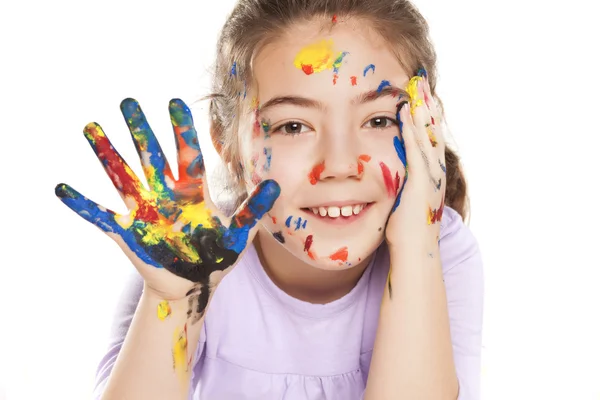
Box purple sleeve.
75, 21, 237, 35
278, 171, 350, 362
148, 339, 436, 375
440, 209, 485, 400
92, 270, 144, 399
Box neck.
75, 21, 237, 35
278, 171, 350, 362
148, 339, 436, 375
254, 227, 372, 304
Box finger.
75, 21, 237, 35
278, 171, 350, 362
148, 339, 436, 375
56, 183, 163, 269
121, 98, 176, 199
55, 182, 122, 233
421, 76, 444, 151
222, 180, 281, 253
169, 99, 204, 181
83, 122, 151, 208
407, 75, 437, 150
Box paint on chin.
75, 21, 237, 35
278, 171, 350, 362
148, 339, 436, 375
379, 162, 396, 198
308, 161, 326, 185
273, 231, 285, 243
330, 247, 348, 263
304, 234, 315, 259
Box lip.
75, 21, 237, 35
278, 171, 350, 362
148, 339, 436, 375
302, 200, 371, 208
301, 202, 374, 225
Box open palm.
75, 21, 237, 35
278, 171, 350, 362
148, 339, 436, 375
56, 98, 279, 317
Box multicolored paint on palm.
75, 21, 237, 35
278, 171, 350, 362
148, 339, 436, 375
293, 39, 349, 83
55, 98, 280, 322
157, 300, 172, 320
427, 196, 445, 225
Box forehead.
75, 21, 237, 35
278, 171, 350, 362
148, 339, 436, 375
253, 19, 409, 100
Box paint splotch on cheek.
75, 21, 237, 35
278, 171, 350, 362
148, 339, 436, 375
286, 215, 308, 231
273, 231, 285, 243
304, 234, 317, 260
363, 64, 375, 77
329, 247, 348, 263
262, 147, 272, 172
157, 300, 171, 320
293, 40, 337, 76
357, 154, 371, 175
308, 161, 325, 185
379, 162, 396, 198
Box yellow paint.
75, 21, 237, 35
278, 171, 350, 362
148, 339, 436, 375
406, 76, 424, 114
178, 202, 215, 229
294, 39, 336, 73
172, 325, 188, 380
157, 300, 171, 320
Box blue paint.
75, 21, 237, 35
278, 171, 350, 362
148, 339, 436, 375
377, 80, 391, 93
333, 52, 350, 74
363, 64, 375, 77
231, 62, 237, 76
222, 180, 280, 253
55, 183, 163, 268
439, 159, 447, 174
285, 216, 292, 228
394, 135, 407, 168
262, 147, 272, 172
120, 98, 175, 203
416, 67, 427, 78
302, 219, 307, 229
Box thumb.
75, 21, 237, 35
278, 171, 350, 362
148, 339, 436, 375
221, 180, 281, 254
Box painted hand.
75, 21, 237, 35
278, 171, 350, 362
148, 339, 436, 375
386, 69, 446, 252
55, 99, 280, 319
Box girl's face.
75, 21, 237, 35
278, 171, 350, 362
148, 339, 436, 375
240, 20, 410, 270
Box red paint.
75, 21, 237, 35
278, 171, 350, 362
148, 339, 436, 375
304, 234, 313, 253
357, 155, 371, 175
86, 124, 159, 223
350, 76, 357, 86
301, 64, 314, 75
394, 171, 400, 193
271, 216, 277, 224
308, 161, 325, 185
330, 247, 348, 262
379, 162, 396, 198
333, 74, 338, 85
332, 14, 338, 23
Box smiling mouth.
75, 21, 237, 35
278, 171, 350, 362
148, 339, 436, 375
301, 202, 374, 221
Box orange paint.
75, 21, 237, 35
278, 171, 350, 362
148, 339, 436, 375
330, 247, 348, 262
271, 216, 277, 224
350, 76, 357, 86
332, 14, 338, 23
357, 154, 371, 175
333, 73, 338, 85
308, 161, 326, 185
302, 64, 314, 75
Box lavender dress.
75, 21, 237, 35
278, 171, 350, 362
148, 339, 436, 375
93, 206, 484, 400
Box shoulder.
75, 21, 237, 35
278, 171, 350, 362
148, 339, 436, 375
439, 206, 482, 274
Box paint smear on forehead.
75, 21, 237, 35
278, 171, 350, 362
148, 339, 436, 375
294, 39, 346, 76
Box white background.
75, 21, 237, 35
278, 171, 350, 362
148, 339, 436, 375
1, 1, 599, 399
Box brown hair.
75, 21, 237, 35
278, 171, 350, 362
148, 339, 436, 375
207, 0, 469, 221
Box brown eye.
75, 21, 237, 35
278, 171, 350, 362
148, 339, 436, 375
364, 117, 396, 129
274, 121, 311, 135
367, 117, 396, 129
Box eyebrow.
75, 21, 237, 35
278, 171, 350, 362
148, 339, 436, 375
259, 85, 409, 113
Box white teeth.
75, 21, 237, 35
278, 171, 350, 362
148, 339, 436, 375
327, 206, 340, 218
308, 203, 368, 218
341, 205, 353, 217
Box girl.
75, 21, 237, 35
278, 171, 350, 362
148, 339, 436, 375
55, 0, 483, 399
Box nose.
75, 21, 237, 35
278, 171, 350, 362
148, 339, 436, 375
317, 128, 360, 181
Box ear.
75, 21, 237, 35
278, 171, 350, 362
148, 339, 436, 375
209, 119, 225, 156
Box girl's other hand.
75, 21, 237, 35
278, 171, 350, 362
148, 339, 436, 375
55, 99, 280, 320
386, 69, 446, 254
